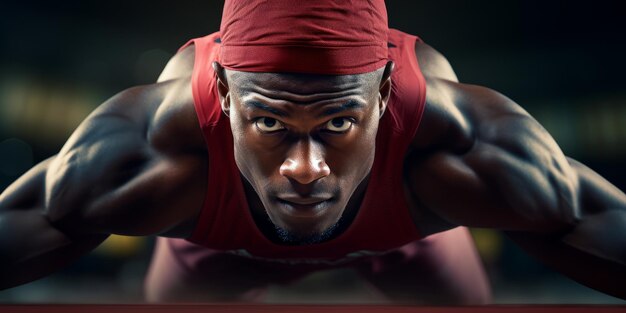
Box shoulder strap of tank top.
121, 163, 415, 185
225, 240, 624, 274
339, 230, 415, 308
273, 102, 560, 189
181, 32, 223, 128
386, 28, 427, 146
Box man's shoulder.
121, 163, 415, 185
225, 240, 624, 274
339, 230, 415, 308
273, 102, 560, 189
385, 31, 466, 152
409, 41, 528, 154
85, 76, 201, 155
413, 40, 458, 83
126, 44, 204, 154
158, 32, 222, 83
158, 44, 195, 83
407, 37, 466, 148
147, 77, 204, 154
87, 35, 202, 154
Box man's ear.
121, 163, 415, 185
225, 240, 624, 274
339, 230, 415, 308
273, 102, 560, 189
378, 61, 394, 119
213, 62, 231, 117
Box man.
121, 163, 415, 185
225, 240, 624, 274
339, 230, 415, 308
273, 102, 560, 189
0, 0, 624, 304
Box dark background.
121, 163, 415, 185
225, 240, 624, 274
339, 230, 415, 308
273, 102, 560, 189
0, 0, 625, 304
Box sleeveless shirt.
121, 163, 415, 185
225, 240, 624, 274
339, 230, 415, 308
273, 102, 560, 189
169, 29, 427, 264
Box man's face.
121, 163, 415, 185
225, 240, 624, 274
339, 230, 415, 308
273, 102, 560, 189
223, 68, 386, 245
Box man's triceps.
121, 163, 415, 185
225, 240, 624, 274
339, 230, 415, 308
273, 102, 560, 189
416, 83, 581, 231
40, 114, 153, 234
472, 115, 580, 230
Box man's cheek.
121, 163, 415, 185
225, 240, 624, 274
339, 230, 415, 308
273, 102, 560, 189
238, 141, 276, 178
233, 134, 258, 178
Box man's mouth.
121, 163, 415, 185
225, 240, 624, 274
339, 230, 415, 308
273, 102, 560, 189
274, 195, 334, 216
277, 195, 332, 205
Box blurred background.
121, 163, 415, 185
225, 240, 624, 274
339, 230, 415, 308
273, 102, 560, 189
1, 0, 625, 304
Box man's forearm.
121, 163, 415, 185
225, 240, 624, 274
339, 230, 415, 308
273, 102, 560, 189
507, 214, 625, 299
565, 158, 626, 266
507, 158, 626, 299
0, 158, 107, 289
0, 209, 107, 289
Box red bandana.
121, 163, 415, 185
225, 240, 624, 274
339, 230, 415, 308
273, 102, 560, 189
219, 0, 389, 75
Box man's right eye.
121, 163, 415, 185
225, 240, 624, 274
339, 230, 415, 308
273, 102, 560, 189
255, 117, 285, 132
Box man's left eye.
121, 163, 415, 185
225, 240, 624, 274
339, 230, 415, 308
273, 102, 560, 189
325, 118, 353, 132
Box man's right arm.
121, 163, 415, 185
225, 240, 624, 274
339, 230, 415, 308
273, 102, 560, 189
0, 80, 207, 289
0, 157, 109, 289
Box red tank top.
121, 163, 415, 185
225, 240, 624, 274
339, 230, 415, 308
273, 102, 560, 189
174, 29, 427, 264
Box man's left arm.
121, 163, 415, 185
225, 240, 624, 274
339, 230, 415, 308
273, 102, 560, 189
506, 158, 625, 299
410, 79, 625, 299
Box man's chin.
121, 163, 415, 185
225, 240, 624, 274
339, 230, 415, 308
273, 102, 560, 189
272, 222, 340, 245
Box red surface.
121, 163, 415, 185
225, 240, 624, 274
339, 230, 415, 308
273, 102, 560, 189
0, 305, 624, 313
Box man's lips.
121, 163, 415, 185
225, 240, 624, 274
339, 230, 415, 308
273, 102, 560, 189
274, 195, 334, 217
277, 195, 333, 205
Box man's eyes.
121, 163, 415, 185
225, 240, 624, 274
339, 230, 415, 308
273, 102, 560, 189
324, 117, 354, 133
253, 117, 355, 134
255, 117, 285, 132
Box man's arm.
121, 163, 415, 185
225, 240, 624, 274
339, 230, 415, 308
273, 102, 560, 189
409, 76, 625, 298
0, 79, 207, 289
0, 158, 109, 289
506, 158, 625, 298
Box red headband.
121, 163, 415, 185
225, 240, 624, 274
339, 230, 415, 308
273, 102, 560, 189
219, 0, 389, 75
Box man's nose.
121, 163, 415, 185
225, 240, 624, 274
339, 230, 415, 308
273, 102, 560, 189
279, 139, 330, 185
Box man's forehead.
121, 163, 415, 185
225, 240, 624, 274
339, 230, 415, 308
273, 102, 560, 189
225, 68, 384, 97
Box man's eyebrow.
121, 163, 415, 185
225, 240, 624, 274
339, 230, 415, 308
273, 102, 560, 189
244, 101, 287, 117
320, 100, 365, 116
